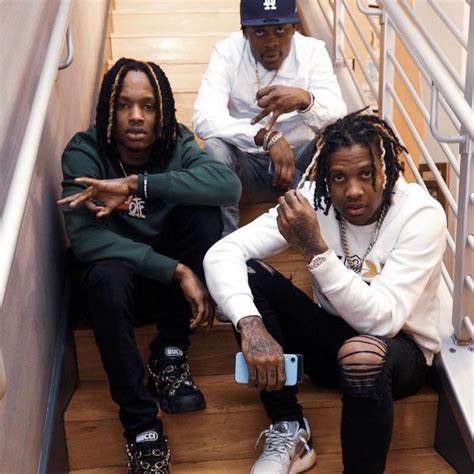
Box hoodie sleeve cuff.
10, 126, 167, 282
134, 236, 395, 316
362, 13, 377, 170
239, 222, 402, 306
139, 248, 179, 285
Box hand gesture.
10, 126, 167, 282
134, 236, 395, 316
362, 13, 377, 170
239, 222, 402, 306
57, 176, 135, 218
238, 316, 285, 391
173, 264, 215, 330
251, 85, 312, 129
268, 136, 295, 191
277, 190, 328, 261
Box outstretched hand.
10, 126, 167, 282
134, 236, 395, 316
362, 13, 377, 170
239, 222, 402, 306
251, 85, 312, 130
277, 190, 329, 261
57, 176, 137, 218
173, 264, 215, 331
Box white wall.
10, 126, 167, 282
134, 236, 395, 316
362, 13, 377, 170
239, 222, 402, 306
0, 1, 109, 471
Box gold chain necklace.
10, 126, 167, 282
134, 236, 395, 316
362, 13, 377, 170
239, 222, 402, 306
339, 205, 388, 273
255, 59, 279, 91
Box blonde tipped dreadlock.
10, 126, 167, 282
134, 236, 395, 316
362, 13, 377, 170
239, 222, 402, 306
303, 109, 406, 215
145, 62, 164, 139
296, 134, 324, 189
106, 65, 125, 145
95, 57, 179, 174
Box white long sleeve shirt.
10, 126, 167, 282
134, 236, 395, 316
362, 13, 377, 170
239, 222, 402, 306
203, 178, 447, 365
193, 31, 347, 154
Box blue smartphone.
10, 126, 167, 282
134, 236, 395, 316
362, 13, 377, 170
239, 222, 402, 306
235, 352, 304, 386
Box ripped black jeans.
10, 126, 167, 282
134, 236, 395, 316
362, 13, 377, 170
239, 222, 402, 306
245, 260, 429, 474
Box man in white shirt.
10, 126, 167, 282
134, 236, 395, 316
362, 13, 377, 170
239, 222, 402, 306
203, 112, 447, 474
193, 0, 346, 236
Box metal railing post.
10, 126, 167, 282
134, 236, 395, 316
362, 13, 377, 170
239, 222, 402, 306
334, 0, 345, 66
452, 5, 474, 344
378, 10, 394, 119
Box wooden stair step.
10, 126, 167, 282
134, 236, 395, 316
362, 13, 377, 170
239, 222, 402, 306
112, 11, 239, 35
69, 448, 455, 473
114, 0, 239, 12
107, 60, 208, 93
174, 92, 197, 125
75, 323, 237, 381
110, 34, 227, 62
65, 375, 438, 469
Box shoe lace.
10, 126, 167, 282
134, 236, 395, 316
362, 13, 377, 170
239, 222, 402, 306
126, 439, 171, 474
255, 426, 311, 463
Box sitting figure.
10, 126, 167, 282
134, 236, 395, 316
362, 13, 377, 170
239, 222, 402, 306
203, 111, 447, 474
193, 0, 346, 236
58, 58, 241, 473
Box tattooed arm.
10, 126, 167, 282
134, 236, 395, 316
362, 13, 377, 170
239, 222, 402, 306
276, 189, 329, 261
238, 316, 286, 391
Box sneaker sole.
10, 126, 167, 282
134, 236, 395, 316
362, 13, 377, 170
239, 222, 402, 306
159, 397, 206, 414
147, 379, 206, 414
289, 448, 317, 473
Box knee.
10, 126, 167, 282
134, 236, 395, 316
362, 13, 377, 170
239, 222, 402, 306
204, 138, 237, 167
246, 259, 276, 292
180, 206, 223, 245
84, 260, 135, 303
338, 335, 388, 397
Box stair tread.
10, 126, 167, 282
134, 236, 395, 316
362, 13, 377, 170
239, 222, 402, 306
110, 32, 229, 38
69, 447, 455, 473
66, 374, 437, 423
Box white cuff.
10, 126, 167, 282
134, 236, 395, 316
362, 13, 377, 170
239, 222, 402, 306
223, 293, 261, 328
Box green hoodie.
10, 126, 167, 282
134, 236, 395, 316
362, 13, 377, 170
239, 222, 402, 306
61, 125, 241, 285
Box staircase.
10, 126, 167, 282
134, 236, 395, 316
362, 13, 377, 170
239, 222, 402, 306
65, 1, 455, 472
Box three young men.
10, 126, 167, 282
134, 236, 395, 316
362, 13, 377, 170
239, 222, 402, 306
193, 0, 346, 235
59, 58, 241, 473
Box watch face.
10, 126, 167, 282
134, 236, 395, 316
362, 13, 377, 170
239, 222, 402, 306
308, 250, 331, 270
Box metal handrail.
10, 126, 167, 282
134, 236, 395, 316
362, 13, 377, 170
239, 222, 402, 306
399, 0, 464, 90
0, 0, 74, 307
386, 85, 458, 215
59, 26, 74, 70
427, 0, 468, 50
382, 0, 474, 139
430, 84, 466, 144
386, 51, 460, 176
356, 0, 382, 16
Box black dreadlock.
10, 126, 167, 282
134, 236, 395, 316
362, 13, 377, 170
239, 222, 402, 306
95, 57, 179, 173
300, 109, 406, 215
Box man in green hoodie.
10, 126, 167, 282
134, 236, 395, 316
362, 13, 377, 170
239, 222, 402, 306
58, 58, 241, 473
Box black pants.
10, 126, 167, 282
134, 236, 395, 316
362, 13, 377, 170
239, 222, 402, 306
75, 206, 222, 440
245, 260, 430, 474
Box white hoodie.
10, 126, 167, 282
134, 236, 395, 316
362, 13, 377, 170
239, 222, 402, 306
204, 178, 447, 365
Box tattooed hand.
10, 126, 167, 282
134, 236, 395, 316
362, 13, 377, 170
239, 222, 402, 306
238, 316, 285, 391
277, 190, 329, 262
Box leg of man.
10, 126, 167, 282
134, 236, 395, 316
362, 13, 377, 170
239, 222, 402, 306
244, 260, 430, 473
204, 138, 242, 236
243, 260, 357, 474
146, 205, 222, 413
79, 259, 160, 439
240, 139, 317, 204
338, 332, 429, 474
245, 260, 357, 419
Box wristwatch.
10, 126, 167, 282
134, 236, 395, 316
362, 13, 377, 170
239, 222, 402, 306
307, 249, 333, 271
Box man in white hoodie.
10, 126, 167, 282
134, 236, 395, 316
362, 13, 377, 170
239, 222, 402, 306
193, 0, 346, 236
204, 111, 447, 474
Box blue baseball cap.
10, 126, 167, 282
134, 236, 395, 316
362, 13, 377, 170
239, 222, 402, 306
240, 0, 299, 26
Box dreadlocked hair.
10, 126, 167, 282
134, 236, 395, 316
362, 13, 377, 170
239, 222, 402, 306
298, 109, 406, 215
95, 57, 179, 172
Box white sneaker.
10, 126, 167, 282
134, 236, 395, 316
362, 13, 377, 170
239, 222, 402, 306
251, 418, 317, 474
